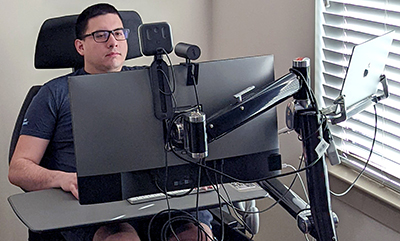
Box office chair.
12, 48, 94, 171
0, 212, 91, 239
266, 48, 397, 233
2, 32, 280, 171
8, 10, 143, 241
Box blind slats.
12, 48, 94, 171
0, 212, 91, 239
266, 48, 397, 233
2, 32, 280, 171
329, 0, 400, 12
330, 122, 400, 168
317, 0, 400, 182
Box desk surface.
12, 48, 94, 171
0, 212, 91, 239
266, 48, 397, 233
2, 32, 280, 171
8, 183, 267, 233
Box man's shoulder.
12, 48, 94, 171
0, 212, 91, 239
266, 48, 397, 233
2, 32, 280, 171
43, 68, 86, 89
43, 66, 145, 88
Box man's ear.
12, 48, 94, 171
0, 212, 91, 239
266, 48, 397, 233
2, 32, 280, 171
75, 39, 85, 56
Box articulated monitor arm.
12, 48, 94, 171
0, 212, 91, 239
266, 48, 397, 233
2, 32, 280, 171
206, 71, 301, 142
203, 58, 339, 240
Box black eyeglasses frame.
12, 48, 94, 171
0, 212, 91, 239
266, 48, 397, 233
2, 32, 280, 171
80, 28, 130, 43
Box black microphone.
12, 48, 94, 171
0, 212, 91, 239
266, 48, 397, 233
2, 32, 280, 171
183, 111, 208, 159
175, 42, 201, 60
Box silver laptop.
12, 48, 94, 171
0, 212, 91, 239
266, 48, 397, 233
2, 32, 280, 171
340, 30, 394, 110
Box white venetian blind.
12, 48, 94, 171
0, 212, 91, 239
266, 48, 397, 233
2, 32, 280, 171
316, 0, 400, 190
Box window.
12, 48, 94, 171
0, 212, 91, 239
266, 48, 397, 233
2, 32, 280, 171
315, 0, 400, 192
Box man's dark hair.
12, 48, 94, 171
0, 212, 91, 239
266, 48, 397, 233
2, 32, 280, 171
75, 3, 123, 39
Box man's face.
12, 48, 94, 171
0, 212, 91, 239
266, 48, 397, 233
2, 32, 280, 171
75, 13, 128, 74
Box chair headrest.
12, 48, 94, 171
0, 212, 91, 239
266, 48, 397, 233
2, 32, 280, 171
34, 11, 143, 69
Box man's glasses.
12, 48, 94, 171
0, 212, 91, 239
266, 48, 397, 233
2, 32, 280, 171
81, 28, 130, 43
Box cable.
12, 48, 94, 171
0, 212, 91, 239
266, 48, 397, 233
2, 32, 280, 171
297, 123, 323, 143
194, 161, 203, 240
219, 181, 256, 240
163, 136, 176, 241
161, 215, 213, 241
191, 70, 201, 108
170, 146, 321, 183
304, 233, 316, 241
216, 162, 255, 239
156, 68, 174, 95
152, 48, 178, 111
202, 162, 253, 240
255, 154, 306, 215
160, 48, 177, 94
200, 156, 307, 240
156, 65, 178, 110
289, 68, 319, 110
331, 105, 378, 197
211, 168, 301, 240
206, 161, 226, 241
282, 163, 309, 203
148, 209, 212, 241
214, 171, 225, 241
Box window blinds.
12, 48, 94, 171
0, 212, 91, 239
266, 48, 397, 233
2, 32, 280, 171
316, 0, 400, 190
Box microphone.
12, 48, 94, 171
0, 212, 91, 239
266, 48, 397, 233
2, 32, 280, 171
183, 111, 208, 159
175, 42, 201, 60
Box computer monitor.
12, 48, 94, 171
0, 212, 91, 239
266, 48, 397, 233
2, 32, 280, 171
69, 54, 282, 204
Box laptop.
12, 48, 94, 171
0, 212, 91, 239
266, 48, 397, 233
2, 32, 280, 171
340, 30, 394, 111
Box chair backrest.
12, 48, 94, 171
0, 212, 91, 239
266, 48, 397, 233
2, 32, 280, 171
9, 10, 143, 161
9, 85, 42, 163
34, 11, 143, 69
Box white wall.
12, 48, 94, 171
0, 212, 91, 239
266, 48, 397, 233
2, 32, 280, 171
1, 1, 399, 241
210, 0, 314, 77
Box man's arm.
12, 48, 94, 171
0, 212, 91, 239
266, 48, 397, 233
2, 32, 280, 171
8, 135, 79, 199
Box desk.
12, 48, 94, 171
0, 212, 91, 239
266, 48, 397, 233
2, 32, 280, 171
8, 183, 268, 233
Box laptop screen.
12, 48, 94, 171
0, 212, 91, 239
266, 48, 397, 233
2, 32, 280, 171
340, 30, 394, 109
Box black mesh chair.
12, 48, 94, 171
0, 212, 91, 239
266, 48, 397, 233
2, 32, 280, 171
9, 11, 143, 241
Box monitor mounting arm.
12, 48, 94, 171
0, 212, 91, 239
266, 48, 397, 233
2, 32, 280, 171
204, 58, 339, 241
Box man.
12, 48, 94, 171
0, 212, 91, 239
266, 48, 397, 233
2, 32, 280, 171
8, 3, 213, 241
